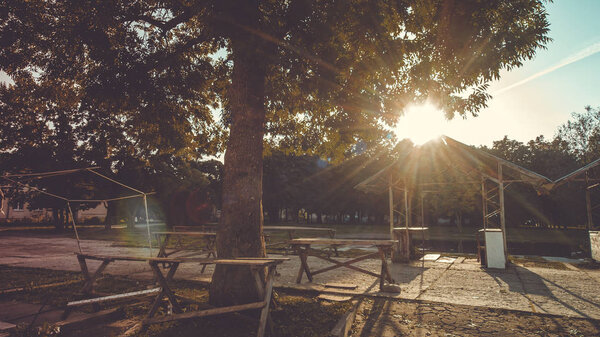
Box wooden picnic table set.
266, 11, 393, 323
66, 253, 286, 336
64, 225, 400, 335
289, 238, 397, 291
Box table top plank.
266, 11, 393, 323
393, 227, 429, 231
76, 253, 287, 266
289, 238, 396, 246
75, 253, 152, 262
214, 258, 288, 266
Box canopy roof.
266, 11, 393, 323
543, 157, 600, 191
355, 135, 553, 193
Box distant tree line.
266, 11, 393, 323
1, 102, 598, 231
263, 106, 600, 230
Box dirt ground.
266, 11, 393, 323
351, 298, 600, 337
2, 230, 600, 336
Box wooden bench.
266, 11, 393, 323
67, 254, 213, 307
264, 226, 337, 255
69, 253, 287, 337
289, 238, 396, 291
153, 231, 217, 272
143, 258, 287, 337
392, 227, 429, 262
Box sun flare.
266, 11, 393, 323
394, 103, 448, 145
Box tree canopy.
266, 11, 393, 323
1, 0, 552, 304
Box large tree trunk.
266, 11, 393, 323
210, 1, 269, 306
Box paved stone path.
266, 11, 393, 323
1, 235, 600, 320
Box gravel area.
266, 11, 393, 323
1, 234, 599, 321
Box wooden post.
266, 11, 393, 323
390, 173, 403, 263
498, 164, 508, 260
403, 182, 411, 260
388, 173, 394, 239
586, 171, 593, 230
143, 194, 153, 256
404, 180, 410, 230
420, 193, 424, 228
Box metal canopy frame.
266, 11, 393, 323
546, 158, 600, 231
355, 136, 554, 257
1, 167, 155, 255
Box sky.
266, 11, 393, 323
2, 1, 599, 148
397, 0, 600, 146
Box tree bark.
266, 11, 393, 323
210, 1, 269, 306
104, 202, 114, 230
54, 208, 65, 230
456, 213, 463, 233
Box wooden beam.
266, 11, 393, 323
389, 172, 394, 240
143, 301, 266, 325
67, 288, 160, 307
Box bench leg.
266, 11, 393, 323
64, 256, 111, 319
78, 256, 111, 295
257, 265, 276, 337
377, 247, 395, 290
147, 262, 182, 319
200, 238, 216, 273
295, 246, 312, 283
329, 231, 339, 257
156, 234, 171, 258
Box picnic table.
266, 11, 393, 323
143, 258, 287, 337
68, 253, 287, 337
153, 231, 217, 272
392, 227, 429, 262
263, 226, 337, 255
289, 238, 396, 291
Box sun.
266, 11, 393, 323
394, 103, 448, 145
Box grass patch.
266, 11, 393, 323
0, 265, 82, 291
576, 260, 600, 270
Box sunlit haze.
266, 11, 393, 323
395, 103, 447, 145
395, 1, 600, 147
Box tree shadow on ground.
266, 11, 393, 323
388, 260, 429, 285
489, 265, 600, 319
356, 297, 404, 337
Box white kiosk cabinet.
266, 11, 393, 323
479, 229, 506, 269
591, 231, 600, 262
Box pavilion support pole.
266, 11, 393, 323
390, 173, 403, 263
143, 194, 153, 257
67, 202, 82, 254
391, 178, 412, 263
420, 193, 425, 228
586, 171, 593, 230
404, 178, 410, 230
498, 163, 508, 259
481, 176, 487, 230
388, 173, 394, 239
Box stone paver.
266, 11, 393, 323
1, 235, 599, 320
